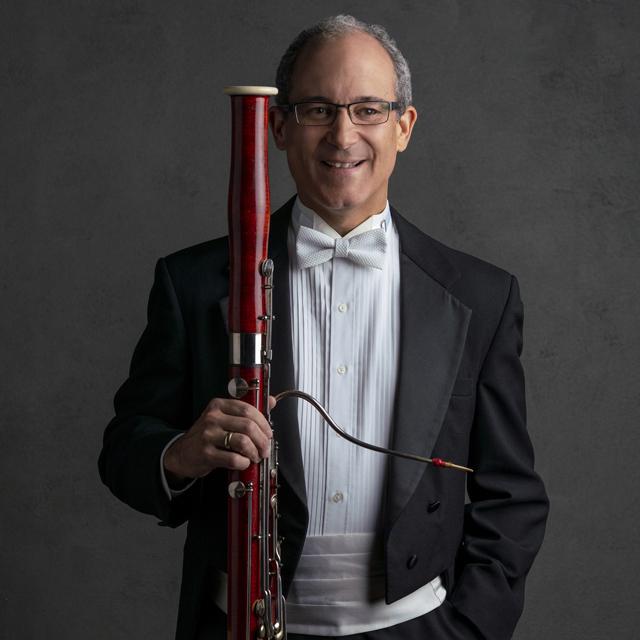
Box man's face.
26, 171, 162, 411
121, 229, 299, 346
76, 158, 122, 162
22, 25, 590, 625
270, 32, 417, 234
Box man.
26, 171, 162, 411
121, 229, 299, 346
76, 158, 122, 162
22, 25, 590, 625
99, 15, 548, 640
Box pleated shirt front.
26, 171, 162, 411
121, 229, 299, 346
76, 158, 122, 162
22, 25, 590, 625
287, 196, 400, 535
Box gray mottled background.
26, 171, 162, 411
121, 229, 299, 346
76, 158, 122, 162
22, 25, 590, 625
2, 1, 639, 638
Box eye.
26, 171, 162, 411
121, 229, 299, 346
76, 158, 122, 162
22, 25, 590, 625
298, 103, 334, 121
353, 104, 384, 119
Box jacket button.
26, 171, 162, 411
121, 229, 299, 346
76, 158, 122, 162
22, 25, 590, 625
407, 554, 418, 569
427, 500, 441, 513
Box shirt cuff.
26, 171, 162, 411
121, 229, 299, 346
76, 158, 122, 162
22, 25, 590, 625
160, 433, 197, 501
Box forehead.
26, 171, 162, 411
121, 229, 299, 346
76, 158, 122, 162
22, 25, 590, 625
289, 32, 397, 101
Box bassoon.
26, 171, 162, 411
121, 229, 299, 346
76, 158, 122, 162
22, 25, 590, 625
224, 86, 283, 640
222, 84, 473, 640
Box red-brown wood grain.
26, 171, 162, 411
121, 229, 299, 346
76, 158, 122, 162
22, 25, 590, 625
227, 95, 271, 335
225, 91, 274, 640
227, 365, 265, 640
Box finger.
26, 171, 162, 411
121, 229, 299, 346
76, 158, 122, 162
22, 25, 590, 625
218, 430, 261, 464
211, 398, 273, 438
206, 448, 252, 472
217, 416, 270, 458
268, 395, 277, 410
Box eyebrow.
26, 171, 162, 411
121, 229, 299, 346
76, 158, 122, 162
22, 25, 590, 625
293, 95, 388, 103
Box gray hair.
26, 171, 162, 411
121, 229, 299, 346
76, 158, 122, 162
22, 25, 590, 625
275, 14, 413, 113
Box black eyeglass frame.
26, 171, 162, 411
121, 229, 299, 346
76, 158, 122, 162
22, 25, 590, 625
284, 100, 402, 126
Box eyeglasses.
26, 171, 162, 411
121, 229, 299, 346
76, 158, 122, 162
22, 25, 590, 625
287, 101, 401, 126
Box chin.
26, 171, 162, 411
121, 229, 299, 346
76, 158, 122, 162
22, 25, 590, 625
314, 192, 364, 214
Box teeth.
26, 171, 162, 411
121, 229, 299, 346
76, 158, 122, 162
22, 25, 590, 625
325, 161, 360, 168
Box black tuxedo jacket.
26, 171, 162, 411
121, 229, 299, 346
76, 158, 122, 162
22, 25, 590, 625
99, 198, 548, 640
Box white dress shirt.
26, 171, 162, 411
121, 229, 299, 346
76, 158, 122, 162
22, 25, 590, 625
285, 197, 445, 635
287, 197, 400, 536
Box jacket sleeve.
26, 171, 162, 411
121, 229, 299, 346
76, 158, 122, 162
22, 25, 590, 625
450, 275, 549, 639
98, 258, 196, 527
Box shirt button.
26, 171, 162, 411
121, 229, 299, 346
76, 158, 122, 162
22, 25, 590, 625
338, 303, 348, 313
337, 365, 347, 375
331, 491, 344, 503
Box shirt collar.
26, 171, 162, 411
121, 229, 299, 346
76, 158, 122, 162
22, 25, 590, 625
291, 196, 391, 240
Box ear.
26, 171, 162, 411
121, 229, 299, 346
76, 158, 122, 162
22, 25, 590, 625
396, 106, 417, 152
269, 106, 288, 150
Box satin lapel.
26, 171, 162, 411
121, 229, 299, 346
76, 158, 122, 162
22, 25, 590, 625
268, 200, 308, 511
386, 212, 472, 526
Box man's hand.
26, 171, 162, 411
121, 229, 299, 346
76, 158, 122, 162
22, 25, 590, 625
163, 396, 276, 483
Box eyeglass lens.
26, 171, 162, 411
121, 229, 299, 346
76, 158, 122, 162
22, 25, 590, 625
295, 101, 391, 125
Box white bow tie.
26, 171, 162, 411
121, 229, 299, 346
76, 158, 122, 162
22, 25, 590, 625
295, 225, 387, 269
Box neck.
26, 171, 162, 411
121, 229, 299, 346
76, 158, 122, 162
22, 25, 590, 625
297, 196, 388, 236
316, 211, 369, 236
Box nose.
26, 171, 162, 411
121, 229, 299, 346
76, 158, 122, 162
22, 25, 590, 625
325, 106, 359, 150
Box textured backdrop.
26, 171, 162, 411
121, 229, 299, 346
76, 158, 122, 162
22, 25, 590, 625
2, 1, 639, 638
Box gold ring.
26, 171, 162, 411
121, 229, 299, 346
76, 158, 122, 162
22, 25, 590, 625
223, 431, 234, 451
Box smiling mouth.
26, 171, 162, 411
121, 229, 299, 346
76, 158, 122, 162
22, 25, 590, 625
321, 160, 365, 169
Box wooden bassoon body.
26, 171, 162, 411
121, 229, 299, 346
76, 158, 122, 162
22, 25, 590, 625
224, 85, 284, 640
